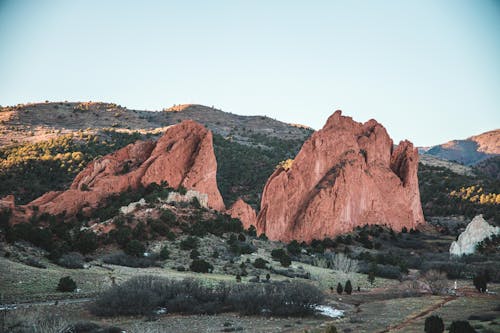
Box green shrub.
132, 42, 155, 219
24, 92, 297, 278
473, 273, 488, 293
124, 240, 145, 257
89, 276, 325, 317
287, 240, 301, 256
190, 259, 213, 273
73, 230, 98, 254
279, 254, 292, 267
336, 282, 343, 294
448, 321, 476, 333
180, 236, 199, 250
190, 249, 200, 259
344, 280, 352, 295
425, 315, 444, 333
271, 248, 287, 261
253, 258, 269, 269
57, 276, 77, 292
160, 246, 170, 260
57, 252, 85, 269
103, 252, 159, 268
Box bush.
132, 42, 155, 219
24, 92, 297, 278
180, 236, 199, 250
91, 277, 160, 316
423, 270, 448, 295
73, 231, 98, 254
448, 321, 476, 333
473, 273, 488, 293
190, 259, 214, 273
271, 248, 287, 261
425, 315, 444, 333
57, 252, 85, 269
57, 276, 76, 292
253, 258, 269, 269
336, 282, 343, 294
124, 240, 145, 257
190, 249, 200, 259
368, 271, 375, 285
344, 280, 352, 295
91, 276, 324, 317
287, 240, 301, 256
279, 254, 292, 267
103, 252, 159, 268
160, 246, 169, 260
229, 280, 324, 316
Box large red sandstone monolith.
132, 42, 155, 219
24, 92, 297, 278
9, 120, 225, 223
256, 111, 424, 242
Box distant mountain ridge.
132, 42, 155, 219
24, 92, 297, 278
0, 102, 312, 148
424, 129, 499, 166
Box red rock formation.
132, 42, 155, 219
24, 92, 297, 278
228, 198, 257, 230
257, 111, 424, 242
8, 120, 225, 223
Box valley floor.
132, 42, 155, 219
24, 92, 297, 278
1, 256, 499, 333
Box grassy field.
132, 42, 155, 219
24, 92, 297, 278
1, 255, 499, 332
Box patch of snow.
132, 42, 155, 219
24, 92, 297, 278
315, 305, 344, 318
156, 307, 167, 315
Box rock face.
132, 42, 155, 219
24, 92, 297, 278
166, 190, 209, 209
257, 111, 425, 242
9, 120, 224, 223
450, 215, 500, 256
228, 198, 257, 230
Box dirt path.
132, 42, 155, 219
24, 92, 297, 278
377, 295, 457, 333
0, 297, 92, 311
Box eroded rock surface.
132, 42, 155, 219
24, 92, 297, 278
8, 120, 224, 223
450, 215, 500, 256
257, 111, 425, 242
228, 198, 257, 230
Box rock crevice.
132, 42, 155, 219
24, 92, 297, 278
256, 110, 425, 242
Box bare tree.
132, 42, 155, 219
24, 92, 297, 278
330, 253, 359, 274
422, 270, 448, 295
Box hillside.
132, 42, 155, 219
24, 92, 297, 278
0, 102, 312, 147
0, 102, 311, 207
424, 129, 499, 165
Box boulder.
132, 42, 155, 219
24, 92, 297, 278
227, 198, 257, 230
257, 110, 425, 242
119, 198, 146, 215
450, 215, 500, 256
165, 190, 209, 208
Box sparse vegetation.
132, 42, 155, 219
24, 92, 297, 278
90, 276, 324, 317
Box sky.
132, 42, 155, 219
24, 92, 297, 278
0, 1, 499, 146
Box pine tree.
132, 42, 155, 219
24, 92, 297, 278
345, 280, 353, 295
336, 282, 343, 294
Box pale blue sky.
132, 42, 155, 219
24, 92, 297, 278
0, 0, 499, 146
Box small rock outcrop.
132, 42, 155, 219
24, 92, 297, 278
166, 190, 209, 209
8, 120, 225, 223
257, 111, 425, 242
228, 198, 257, 230
450, 215, 500, 256
119, 198, 147, 215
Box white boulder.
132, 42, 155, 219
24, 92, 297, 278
450, 215, 500, 256
165, 190, 209, 208
119, 198, 146, 215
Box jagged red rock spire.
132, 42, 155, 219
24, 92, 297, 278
256, 110, 424, 242
8, 120, 225, 223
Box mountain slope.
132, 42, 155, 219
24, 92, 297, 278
0, 102, 312, 147
424, 129, 499, 165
